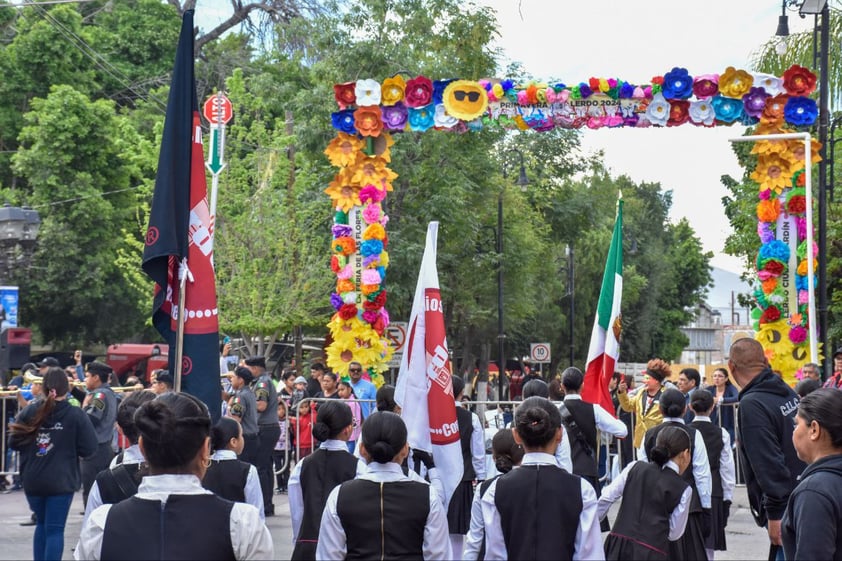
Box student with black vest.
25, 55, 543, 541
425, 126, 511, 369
243, 356, 281, 518
639, 388, 712, 561
480, 397, 603, 560
689, 389, 736, 559
289, 400, 364, 561
317, 411, 451, 560
448, 376, 486, 559
598, 425, 693, 560
79, 361, 119, 508
464, 429, 524, 561
520, 378, 573, 473
75, 392, 272, 561
83, 390, 156, 524
227, 366, 259, 464
202, 417, 264, 521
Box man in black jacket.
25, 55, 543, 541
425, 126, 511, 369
729, 338, 805, 559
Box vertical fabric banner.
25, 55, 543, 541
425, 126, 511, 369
582, 196, 624, 416
395, 222, 462, 507
141, 10, 220, 420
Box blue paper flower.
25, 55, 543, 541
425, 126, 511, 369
784, 96, 818, 126
432, 79, 454, 105
376, 266, 386, 281
711, 95, 744, 123
758, 240, 790, 263
331, 109, 356, 133
578, 83, 593, 99
619, 82, 635, 99
360, 239, 384, 256
408, 104, 435, 132
662, 67, 693, 99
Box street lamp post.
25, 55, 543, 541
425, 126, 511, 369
0, 204, 40, 278
499, 149, 529, 401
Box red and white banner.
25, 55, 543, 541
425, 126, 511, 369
395, 222, 461, 506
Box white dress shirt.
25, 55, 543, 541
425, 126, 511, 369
480, 452, 604, 561
637, 417, 712, 508
84, 445, 146, 524
458, 401, 487, 480
554, 426, 574, 473
74, 474, 273, 561
210, 449, 265, 522
464, 476, 497, 561
316, 461, 451, 560
597, 460, 692, 540
289, 439, 367, 543
563, 394, 629, 438
690, 416, 736, 501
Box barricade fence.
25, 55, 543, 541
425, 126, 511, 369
2, 395, 20, 478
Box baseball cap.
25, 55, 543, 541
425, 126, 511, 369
294, 376, 307, 385
38, 357, 60, 368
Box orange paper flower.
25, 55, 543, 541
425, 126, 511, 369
354, 106, 383, 137
363, 223, 386, 241
757, 198, 781, 222
324, 133, 364, 168
751, 154, 794, 193
350, 156, 398, 192
762, 278, 778, 294
761, 94, 788, 125
325, 175, 362, 212
336, 279, 355, 293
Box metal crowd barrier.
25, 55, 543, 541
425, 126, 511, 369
1, 395, 20, 479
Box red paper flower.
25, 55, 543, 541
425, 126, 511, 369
334, 82, 357, 108
330, 255, 341, 273
405, 76, 433, 108
764, 261, 785, 275
782, 65, 817, 97
651, 75, 664, 86
372, 316, 386, 335
338, 304, 358, 320
787, 195, 806, 214
588, 77, 601, 91
667, 100, 690, 126
761, 305, 781, 323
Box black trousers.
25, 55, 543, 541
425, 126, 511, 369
239, 433, 259, 465
81, 442, 114, 507
257, 424, 281, 514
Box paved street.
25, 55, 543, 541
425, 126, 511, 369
0, 483, 774, 560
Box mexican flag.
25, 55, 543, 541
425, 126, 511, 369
582, 195, 623, 416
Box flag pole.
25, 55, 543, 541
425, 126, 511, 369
173, 259, 189, 392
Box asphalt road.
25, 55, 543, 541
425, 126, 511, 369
0, 483, 771, 560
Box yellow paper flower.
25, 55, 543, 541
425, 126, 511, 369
325, 323, 393, 377
787, 138, 822, 170
350, 156, 398, 192
381, 76, 406, 106
324, 176, 362, 212
324, 133, 364, 168
751, 140, 788, 157
751, 154, 795, 193
363, 223, 386, 241
718, 67, 754, 99
328, 315, 368, 345
599, 78, 610, 93
379, 250, 390, 268
513, 115, 530, 130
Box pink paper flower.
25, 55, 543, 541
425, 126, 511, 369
789, 325, 807, 344
363, 204, 382, 224
799, 290, 810, 304
759, 189, 772, 200
517, 90, 529, 105
359, 184, 386, 203
337, 264, 354, 280
362, 269, 382, 285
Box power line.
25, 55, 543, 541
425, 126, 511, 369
30, 184, 144, 209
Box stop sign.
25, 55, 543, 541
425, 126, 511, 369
203, 93, 233, 125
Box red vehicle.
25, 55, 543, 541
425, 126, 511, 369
105, 343, 168, 385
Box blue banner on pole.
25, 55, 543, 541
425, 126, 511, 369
0, 286, 19, 328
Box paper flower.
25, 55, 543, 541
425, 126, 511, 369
756, 198, 781, 222
789, 325, 808, 345
363, 223, 386, 241
751, 154, 794, 194
330, 293, 343, 310
688, 99, 715, 126
336, 263, 354, 280
331, 109, 357, 134
334, 82, 357, 108
742, 87, 770, 118
432, 79, 454, 105
764, 261, 785, 275
353, 106, 383, 137
645, 93, 670, 126
786, 193, 806, 215
782, 65, 817, 96
381, 75, 406, 106
331, 224, 352, 238
362, 203, 382, 224
784, 96, 818, 126
332, 236, 356, 256
405, 76, 433, 107
381, 103, 408, 132
334, 210, 348, 225
325, 182, 362, 213
434, 104, 459, 128
761, 305, 781, 324
359, 184, 387, 203
751, 139, 787, 157
667, 100, 690, 126
662, 67, 693, 99
752, 72, 784, 96
758, 221, 775, 243
351, 157, 397, 192
788, 138, 822, 167
324, 133, 364, 167
718, 67, 754, 99
408, 104, 435, 131
355, 79, 381, 106
761, 94, 788, 125
759, 240, 790, 263
711, 95, 743, 123
360, 239, 384, 256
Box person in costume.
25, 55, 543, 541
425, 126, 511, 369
782, 388, 842, 560
202, 416, 264, 521
639, 388, 712, 561
316, 411, 451, 560
227, 366, 259, 464
75, 392, 273, 560
598, 425, 693, 560
617, 358, 671, 449
480, 397, 603, 560
448, 376, 486, 559
289, 400, 364, 561
243, 356, 281, 518
689, 390, 736, 559
463, 429, 524, 561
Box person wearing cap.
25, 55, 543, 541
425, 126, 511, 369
38, 356, 61, 376
822, 348, 842, 389
228, 366, 259, 465
80, 361, 119, 508
151, 370, 173, 395
244, 356, 280, 518
617, 358, 671, 449
291, 376, 308, 414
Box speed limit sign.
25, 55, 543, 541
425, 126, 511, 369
530, 343, 551, 363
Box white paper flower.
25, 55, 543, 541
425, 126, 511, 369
751, 72, 784, 97
689, 99, 715, 126
645, 93, 670, 126
342, 291, 357, 304
355, 79, 382, 106
434, 104, 459, 128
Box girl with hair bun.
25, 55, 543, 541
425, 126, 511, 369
289, 400, 364, 561
10, 367, 97, 561
464, 429, 524, 560
75, 392, 273, 560
479, 397, 603, 560
598, 425, 693, 560
639, 388, 713, 561
202, 417, 265, 521
317, 411, 451, 560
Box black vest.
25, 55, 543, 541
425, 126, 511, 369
202, 459, 251, 503
690, 420, 724, 498
611, 461, 688, 557
336, 479, 430, 561
562, 399, 598, 479
100, 494, 235, 561
96, 464, 142, 505
291, 447, 359, 561
456, 407, 476, 481
495, 464, 583, 561
644, 421, 702, 513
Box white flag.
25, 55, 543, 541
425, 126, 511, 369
395, 222, 462, 507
